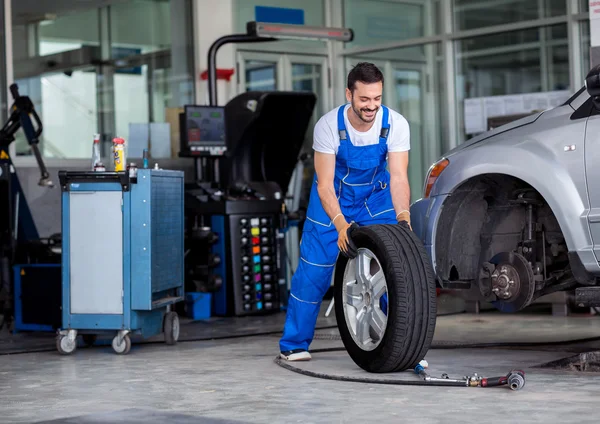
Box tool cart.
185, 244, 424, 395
56, 168, 185, 355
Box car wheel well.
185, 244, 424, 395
434, 174, 568, 286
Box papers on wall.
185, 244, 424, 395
464, 90, 571, 134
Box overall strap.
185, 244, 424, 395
337, 104, 350, 143
379, 105, 390, 144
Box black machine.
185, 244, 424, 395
181, 91, 316, 317
0, 83, 59, 329
178, 23, 328, 317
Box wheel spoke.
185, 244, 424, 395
346, 281, 364, 308
370, 307, 387, 339
356, 251, 371, 285
346, 292, 364, 308
347, 282, 362, 297
370, 270, 386, 300
355, 309, 370, 344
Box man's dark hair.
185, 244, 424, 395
347, 62, 384, 92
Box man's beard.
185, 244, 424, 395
351, 103, 379, 123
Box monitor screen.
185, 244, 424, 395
185, 106, 225, 146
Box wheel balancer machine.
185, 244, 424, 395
181, 22, 353, 317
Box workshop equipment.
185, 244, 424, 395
56, 168, 185, 355
13, 263, 61, 332
0, 83, 55, 329
181, 91, 315, 317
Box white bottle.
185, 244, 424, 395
91, 133, 101, 170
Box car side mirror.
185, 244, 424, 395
585, 64, 600, 110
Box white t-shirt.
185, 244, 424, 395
312, 104, 410, 155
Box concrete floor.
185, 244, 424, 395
1, 306, 600, 423
0, 296, 600, 424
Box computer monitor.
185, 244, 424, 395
179, 105, 227, 157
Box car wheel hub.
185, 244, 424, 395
342, 248, 388, 352
492, 264, 520, 300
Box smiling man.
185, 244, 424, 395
279, 62, 413, 361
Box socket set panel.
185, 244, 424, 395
229, 214, 280, 315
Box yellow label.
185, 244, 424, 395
251, 228, 260, 236
113, 145, 125, 172
0, 150, 8, 159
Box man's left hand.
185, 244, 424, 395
397, 210, 412, 231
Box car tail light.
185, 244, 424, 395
424, 158, 449, 198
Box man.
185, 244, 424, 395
279, 62, 412, 361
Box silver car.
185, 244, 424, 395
410, 70, 600, 313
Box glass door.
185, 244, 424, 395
237, 52, 285, 92
392, 66, 426, 203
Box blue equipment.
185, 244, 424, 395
279, 104, 397, 353
56, 168, 185, 355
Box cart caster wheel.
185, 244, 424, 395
82, 334, 97, 347
112, 334, 131, 355
164, 311, 179, 345
56, 335, 77, 355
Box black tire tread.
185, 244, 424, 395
334, 222, 437, 373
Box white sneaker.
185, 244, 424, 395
280, 349, 312, 361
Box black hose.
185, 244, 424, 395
274, 349, 470, 387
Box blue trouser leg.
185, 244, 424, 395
279, 219, 339, 352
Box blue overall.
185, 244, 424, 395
280, 104, 398, 353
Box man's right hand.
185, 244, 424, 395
336, 219, 358, 258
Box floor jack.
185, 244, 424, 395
0, 83, 54, 329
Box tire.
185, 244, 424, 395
164, 311, 180, 345
334, 222, 437, 373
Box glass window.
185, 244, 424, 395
110, 0, 194, 159
453, 0, 566, 31
12, 8, 100, 158
455, 24, 570, 143
581, 0, 589, 12
582, 20, 591, 77
245, 61, 279, 91
344, 0, 439, 48
11, 0, 195, 160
